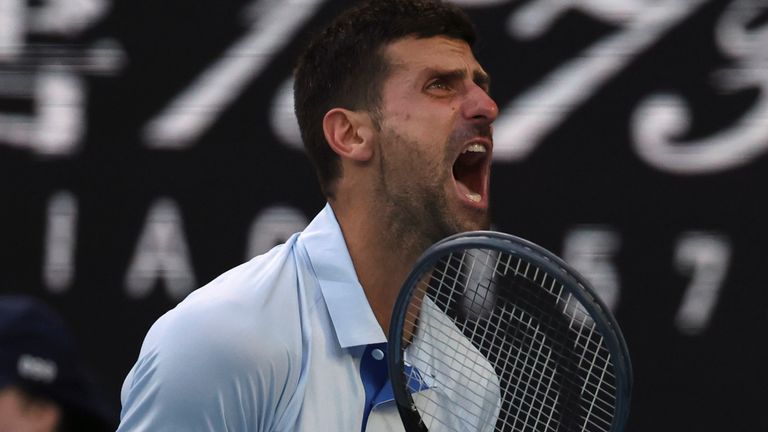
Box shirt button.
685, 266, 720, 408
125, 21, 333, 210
371, 348, 384, 360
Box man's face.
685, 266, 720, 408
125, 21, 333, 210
0, 386, 60, 432
371, 36, 498, 248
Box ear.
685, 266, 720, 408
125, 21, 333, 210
322, 108, 375, 162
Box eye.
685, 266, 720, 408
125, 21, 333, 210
426, 79, 452, 92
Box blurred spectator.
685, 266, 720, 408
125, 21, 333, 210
0, 296, 116, 431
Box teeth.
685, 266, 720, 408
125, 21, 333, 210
466, 192, 481, 202
462, 144, 486, 154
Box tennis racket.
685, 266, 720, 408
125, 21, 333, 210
387, 231, 632, 432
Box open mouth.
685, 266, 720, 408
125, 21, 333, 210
452, 142, 489, 206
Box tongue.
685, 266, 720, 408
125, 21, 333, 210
456, 179, 480, 202
454, 156, 483, 200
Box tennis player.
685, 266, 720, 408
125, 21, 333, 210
118, 0, 498, 430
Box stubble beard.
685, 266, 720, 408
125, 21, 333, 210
373, 127, 489, 260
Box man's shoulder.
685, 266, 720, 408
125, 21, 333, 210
194, 234, 302, 302
127, 235, 311, 375
149, 235, 308, 350
119, 236, 312, 428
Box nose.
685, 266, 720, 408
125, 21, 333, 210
462, 84, 498, 124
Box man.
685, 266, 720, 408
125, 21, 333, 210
118, 0, 498, 430
0, 296, 117, 432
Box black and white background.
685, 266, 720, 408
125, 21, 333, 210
0, 0, 766, 430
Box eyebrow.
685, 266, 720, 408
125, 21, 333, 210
474, 70, 491, 92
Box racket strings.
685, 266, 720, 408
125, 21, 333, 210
401, 249, 619, 432
482, 249, 618, 430
496, 277, 583, 432
439, 250, 615, 379
425, 256, 616, 384
417, 265, 616, 410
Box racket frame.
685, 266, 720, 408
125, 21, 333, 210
386, 231, 632, 432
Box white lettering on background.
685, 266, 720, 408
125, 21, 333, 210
27, 0, 109, 35
562, 226, 622, 311
269, 78, 304, 151
674, 232, 731, 335
493, 0, 708, 162
35, 70, 86, 155
0, 0, 24, 61
247, 205, 307, 258
43, 191, 78, 293
0, 0, 122, 156
507, 0, 650, 40
143, 0, 325, 149
632, 0, 768, 174
125, 199, 196, 300
0, 70, 85, 155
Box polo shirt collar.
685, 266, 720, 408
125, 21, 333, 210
300, 204, 387, 348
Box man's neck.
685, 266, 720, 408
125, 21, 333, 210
331, 201, 423, 335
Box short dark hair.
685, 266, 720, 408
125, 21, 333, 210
294, 0, 477, 198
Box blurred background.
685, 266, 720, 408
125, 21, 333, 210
0, 0, 766, 430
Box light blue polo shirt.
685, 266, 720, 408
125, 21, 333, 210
118, 204, 499, 431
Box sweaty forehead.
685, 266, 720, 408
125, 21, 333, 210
383, 36, 485, 76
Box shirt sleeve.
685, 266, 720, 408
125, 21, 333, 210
117, 298, 303, 431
